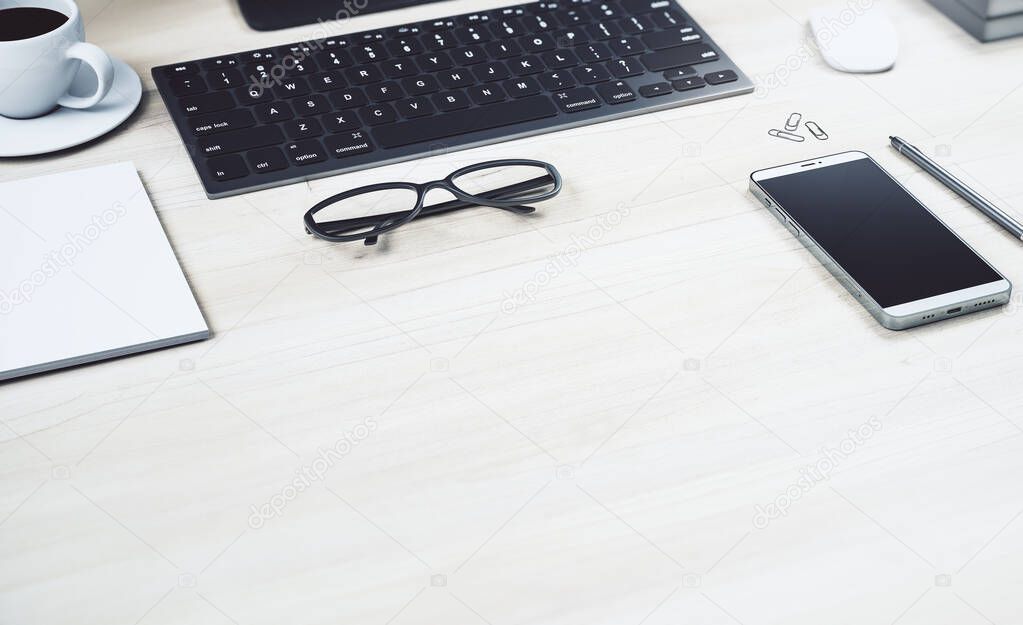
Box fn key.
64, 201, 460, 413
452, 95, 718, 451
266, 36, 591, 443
207, 155, 247, 182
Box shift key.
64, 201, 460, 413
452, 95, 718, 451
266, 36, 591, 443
640, 43, 718, 72
198, 125, 284, 156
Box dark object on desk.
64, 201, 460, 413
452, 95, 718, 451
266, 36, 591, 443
0, 7, 69, 41
927, 0, 1023, 40
238, 0, 442, 31
152, 0, 752, 199
304, 159, 561, 245
890, 136, 1023, 241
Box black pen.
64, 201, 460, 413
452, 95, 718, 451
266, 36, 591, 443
890, 136, 1023, 241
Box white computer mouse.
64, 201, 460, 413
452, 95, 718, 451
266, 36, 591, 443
809, 5, 899, 73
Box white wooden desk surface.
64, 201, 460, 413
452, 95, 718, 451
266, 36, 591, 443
3, 0, 1023, 623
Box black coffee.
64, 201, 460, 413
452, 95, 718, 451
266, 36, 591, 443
0, 7, 69, 42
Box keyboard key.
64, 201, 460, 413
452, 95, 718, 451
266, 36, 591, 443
330, 88, 368, 109
170, 75, 206, 96
520, 34, 556, 53
360, 103, 398, 125
353, 43, 387, 64
309, 71, 346, 91
373, 95, 557, 148
468, 84, 507, 105
485, 39, 522, 59
453, 45, 487, 65
511, 56, 544, 75
274, 78, 311, 99
553, 87, 601, 113
367, 82, 404, 102
491, 18, 524, 38
573, 65, 611, 84
522, 13, 556, 31
417, 51, 453, 72
254, 101, 294, 123
207, 155, 247, 181
202, 56, 239, 70
396, 96, 435, 118
577, 43, 612, 63
588, 21, 623, 40
237, 85, 273, 104
439, 70, 474, 89
620, 0, 668, 13
542, 49, 580, 69
346, 65, 384, 85
539, 71, 577, 91
208, 69, 244, 90
423, 31, 456, 51
316, 49, 352, 69
323, 111, 360, 133
641, 44, 718, 71
620, 14, 654, 35
652, 9, 684, 29
705, 70, 738, 85
326, 131, 375, 158
642, 27, 701, 50
386, 37, 422, 56
559, 9, 587, 26
610, 37, 645, 56
240, 49, 277, 63
556, 27, 586, 46
180, 91, 234, 116
163, 62, 199, 76
402, 75, 441, 95
198, 125, 284, 156
284, 118, 324, 139
609, 57, 643, 78
503, 77, 542, 98
294, 94, 332, 115
190, 109, 255, 136
285, 140, 328, 166
433, 90, 471, 112
284, 58, 317, 76
596, 80, 637, 105
247, 147, 288, 174
382, 59, 417, 78
672, 76, 706, 91
589, 3, 621, 19
639, 82, 672, 97
663, 67, 696, 81
473, 62, 511, 82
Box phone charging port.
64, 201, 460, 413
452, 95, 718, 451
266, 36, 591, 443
946, 307, 962, 315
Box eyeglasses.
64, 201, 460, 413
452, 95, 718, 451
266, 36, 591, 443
304, 159, 563, 245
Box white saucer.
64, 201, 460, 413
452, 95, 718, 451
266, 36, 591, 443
0, 57, 141, 158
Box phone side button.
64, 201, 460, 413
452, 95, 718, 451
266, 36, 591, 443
786, 219, 801, 237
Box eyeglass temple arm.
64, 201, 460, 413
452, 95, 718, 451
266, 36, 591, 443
313, 174, 553, 236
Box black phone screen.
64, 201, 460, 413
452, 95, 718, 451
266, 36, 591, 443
758, 156, 1002, 308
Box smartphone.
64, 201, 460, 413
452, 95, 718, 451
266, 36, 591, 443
749, 151, 1011, 330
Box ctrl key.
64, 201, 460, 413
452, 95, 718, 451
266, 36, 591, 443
207, 154, 248, 182
285, 140, 328, 166
247, 147, 288, 174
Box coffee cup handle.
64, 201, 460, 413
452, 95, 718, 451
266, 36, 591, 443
57, 42, 115, 110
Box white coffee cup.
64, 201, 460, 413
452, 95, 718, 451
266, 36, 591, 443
0, 0, 115, 119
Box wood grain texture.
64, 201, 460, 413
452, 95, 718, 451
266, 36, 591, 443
2, 1, 1023, 624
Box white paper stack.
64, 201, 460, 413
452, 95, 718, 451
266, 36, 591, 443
0, 162, 209, 381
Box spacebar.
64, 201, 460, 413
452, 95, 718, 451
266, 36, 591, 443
373, 96, 558, 149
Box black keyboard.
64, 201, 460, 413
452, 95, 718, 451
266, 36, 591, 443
152, 0, 752, 199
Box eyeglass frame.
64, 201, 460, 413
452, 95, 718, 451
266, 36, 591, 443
303, 158, 563, 245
